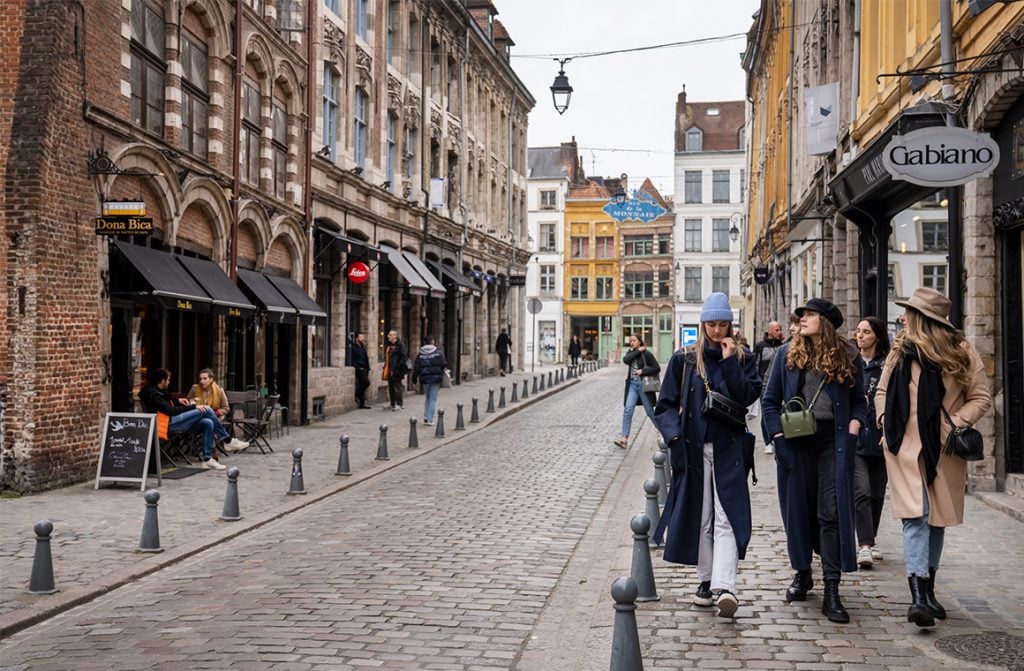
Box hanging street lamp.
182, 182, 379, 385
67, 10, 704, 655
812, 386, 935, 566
550, 58, 573, 115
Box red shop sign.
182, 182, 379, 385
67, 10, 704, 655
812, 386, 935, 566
347, 261, 370, 284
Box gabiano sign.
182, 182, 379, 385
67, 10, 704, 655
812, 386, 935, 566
882, 126, 1000, 188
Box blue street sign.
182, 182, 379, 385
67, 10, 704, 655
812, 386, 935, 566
602, 193, 667, 223
681, 327, 699, 347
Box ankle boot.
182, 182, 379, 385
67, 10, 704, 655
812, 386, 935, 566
821, 577, 849, 623
907, 575, 936, 627
923, 568, 947, 620
785, 570, 814, 602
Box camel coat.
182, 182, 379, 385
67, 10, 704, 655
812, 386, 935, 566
874, 342, 992, 526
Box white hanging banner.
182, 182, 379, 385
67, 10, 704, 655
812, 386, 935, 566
805, 83, 839, 156
429, 178, 446, 209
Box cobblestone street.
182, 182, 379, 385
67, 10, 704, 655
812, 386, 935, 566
1, 369, 1023, 670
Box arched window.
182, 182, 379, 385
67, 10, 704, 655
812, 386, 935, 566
322, 63, 339, 160
354, 87, 368, 168
180, 26, 208, 157
130, 0, 165, 134
685, 127, 702, 152
241, 77, 261, 185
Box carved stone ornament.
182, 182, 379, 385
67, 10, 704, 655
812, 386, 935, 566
448, 123, 462, 151
993, 195, 1024, 230
387, 74, 403, 111
430, 108, 443, 139
405, 91, 421, 127
355, 46, 372, 87
324, 23, 345, 64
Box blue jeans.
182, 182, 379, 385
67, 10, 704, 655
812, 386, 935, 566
169, 408, 230, 460
902, 483, 945, 576
621, 377, 656, 438
423, 383, 440, 422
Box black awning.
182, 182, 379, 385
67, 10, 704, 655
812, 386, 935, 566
402, 252, 447, 298
379, 245, 430, 295
236, 268, 298, 324
264, 274, 327, 325
428, 260, 482, 298
320, 228, 383, 262
111, 240, 212, 312
176, 256, 256, 318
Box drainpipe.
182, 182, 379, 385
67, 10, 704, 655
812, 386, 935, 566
940, 0, 964, 328
850, 0, 860, 158
299, 0, 316, 426
506, 94, 515, 337
785, 0, 795, 318
230, 0, 242, 279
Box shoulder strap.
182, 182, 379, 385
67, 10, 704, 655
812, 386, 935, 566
679, 353, 688, 419
808, 377, 826, 407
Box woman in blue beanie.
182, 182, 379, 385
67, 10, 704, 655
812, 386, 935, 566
615, 333, 660, 448
653, 293, 761, 618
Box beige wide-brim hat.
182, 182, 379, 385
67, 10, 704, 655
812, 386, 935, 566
895, 287, 956, 330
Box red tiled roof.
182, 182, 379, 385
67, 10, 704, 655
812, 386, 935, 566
568, 181, 610, 199
676, 99, 745, 152
636, 178, 669, 209
493, 19, 512, 42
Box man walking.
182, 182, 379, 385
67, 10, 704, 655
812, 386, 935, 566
351, 332, 371, 409
495, 327, 511, 376
383, 330, 408, 411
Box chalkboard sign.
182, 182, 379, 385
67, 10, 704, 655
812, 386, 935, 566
94, 413, 162, 490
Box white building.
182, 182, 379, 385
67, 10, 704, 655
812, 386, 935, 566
672, 92, 747, 344
525, 142, 580, 367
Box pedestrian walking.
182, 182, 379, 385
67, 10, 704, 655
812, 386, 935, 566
762, 298, 867, 624
653, 293, 761, 618
853, 317, 890, 567
614, 333, 660, 449
875, 288, 992, 628
351, 332, 372, 409
382, 330, 409, 411
495, 327, 512, 376
568, 334, 582, 370
411, 335, 449, 426
753, 320, 785, 451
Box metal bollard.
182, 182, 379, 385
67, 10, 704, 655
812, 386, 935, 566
498, 386, 506, 408
511, 381, 519, 402
408, 417, 419, 448
470, 397, 481, 423
652, 451, 668, 508
643, 479, 661, 547
137, 489, 163, 553
521, 378, 529, 399
335, 435, 352, 475
532, 375, 538, 394
376, 424, 390, 460
539, 373, 546, 391
287, 448, 307, 495
548, 371, 553, 388
657, 438, 671, 483
629, 514, 659, 602
28, 520, 58, 594
221, 467, 241, 521
455, 403, 466, 430
609, 576, 644, 671
486, 389, 496, 413
435, 409, 446, 437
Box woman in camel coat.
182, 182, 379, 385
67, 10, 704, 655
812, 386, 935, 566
875, 287, 992, 629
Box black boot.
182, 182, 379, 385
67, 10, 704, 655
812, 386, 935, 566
907, 575, 936, 627
821, 577, 849, 623
785, 569, 814, 602
923, 568, 946, 620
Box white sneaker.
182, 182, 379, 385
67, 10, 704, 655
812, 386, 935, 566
871, 546, 884, 561
203, 458, 227, 470
423, 419, 433, 426
764, 442, 774, 455
858, 546, 874, 568
224, 438, 249, 452
716, 591, 739, 618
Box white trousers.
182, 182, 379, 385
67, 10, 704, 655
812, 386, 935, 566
696, 442, 738, 593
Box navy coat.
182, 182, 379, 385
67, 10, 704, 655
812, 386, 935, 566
761, 343, 867, 574
857, 355, 885, 457
652, 347, 762, 565
622, 349, 660, 408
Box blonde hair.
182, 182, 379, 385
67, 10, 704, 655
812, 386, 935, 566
886, 309, 972, 387
786, 317, 855, 384
693, 322, 745, 380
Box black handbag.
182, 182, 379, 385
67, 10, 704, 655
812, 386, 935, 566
941, 406, 984, 461
700, 378, 747, 429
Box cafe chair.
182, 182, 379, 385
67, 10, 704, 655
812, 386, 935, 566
225, 390, 273, 454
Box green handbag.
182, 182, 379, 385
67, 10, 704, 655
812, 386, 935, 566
780, 379, 825, 439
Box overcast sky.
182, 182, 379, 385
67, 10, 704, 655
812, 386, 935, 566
498, 0, 760, 195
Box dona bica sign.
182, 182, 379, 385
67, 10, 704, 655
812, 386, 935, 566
882, 126, 1000, 188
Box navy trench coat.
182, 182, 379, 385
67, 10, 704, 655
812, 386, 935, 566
652, 347, 762, 565
761, 343, 867, 574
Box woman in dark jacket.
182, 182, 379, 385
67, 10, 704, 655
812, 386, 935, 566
653, 292, 761, 618
762, 298, 866, 624
853, 316, 890, 568
568, 335, 582, 370
615, 333, 660, 448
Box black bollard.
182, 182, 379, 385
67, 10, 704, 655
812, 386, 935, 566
455, 403, 466, 430
657, 438, 671, 483
511, 381, 519, 402
408, 417, 419, 448
435, 409, 446, 437
335, 435, 352, 475
652, 451, 668, 508
609, 576, 644, 671
486, 389, 496, 413
521, 378, 529, 399
221, 467, 241, 521
539, 373, 546, 391
287, 448, 307, 495
630, 514, 659, 602
376, 424, 390, 460
547, 371, 553, 388
137, 489, 163, 553
532, 375, 538, 394
470, 397, 481, 423
28, 520, 58, 594
643, 479, 661, 547
498, 386, 506, 408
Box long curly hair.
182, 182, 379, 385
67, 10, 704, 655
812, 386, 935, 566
886, 309, 972, 387
786, 316, 856, 384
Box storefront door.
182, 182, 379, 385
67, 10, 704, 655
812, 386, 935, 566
264, 323, 292, 411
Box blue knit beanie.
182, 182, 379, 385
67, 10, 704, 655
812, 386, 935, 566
700, 292, 733, 322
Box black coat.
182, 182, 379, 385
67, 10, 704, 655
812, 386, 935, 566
568, 340, 582, 357
351, 343, 370, 370
495, 332, 511, 354
857, 354, 886, 456
622, 349, 660, 408
385, 340, 409, 380
139, 385, 190, 416
652, 347, 762, 564
761, 343, 867, 574
412, 345, 448, 384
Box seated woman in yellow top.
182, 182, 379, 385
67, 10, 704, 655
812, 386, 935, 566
187, 368, 247, 452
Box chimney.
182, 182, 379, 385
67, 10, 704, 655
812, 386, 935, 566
675, 85, 690, 152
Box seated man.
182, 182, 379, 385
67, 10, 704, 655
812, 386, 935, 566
139, 368, 236, 470
186, 368, 247, 451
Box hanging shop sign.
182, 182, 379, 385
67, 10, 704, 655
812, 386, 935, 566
347, 261, 370, 284
95, 216, 153, 235
508, 275, 527, 287
882, 126, 1000, 187
753, 267, 771, 285
602, 193, 667, 223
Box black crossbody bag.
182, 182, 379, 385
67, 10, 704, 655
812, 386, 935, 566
940, 406, 984, 461
699, 376, 748, 429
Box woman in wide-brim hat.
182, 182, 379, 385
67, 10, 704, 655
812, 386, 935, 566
875, 287, 992, 628
762, 297, 866, 624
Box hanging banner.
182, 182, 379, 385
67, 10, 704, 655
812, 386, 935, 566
429, 178, 446, 209
806, 83, 839, 156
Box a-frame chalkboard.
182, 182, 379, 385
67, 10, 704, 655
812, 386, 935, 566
95, 413, 162, 490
